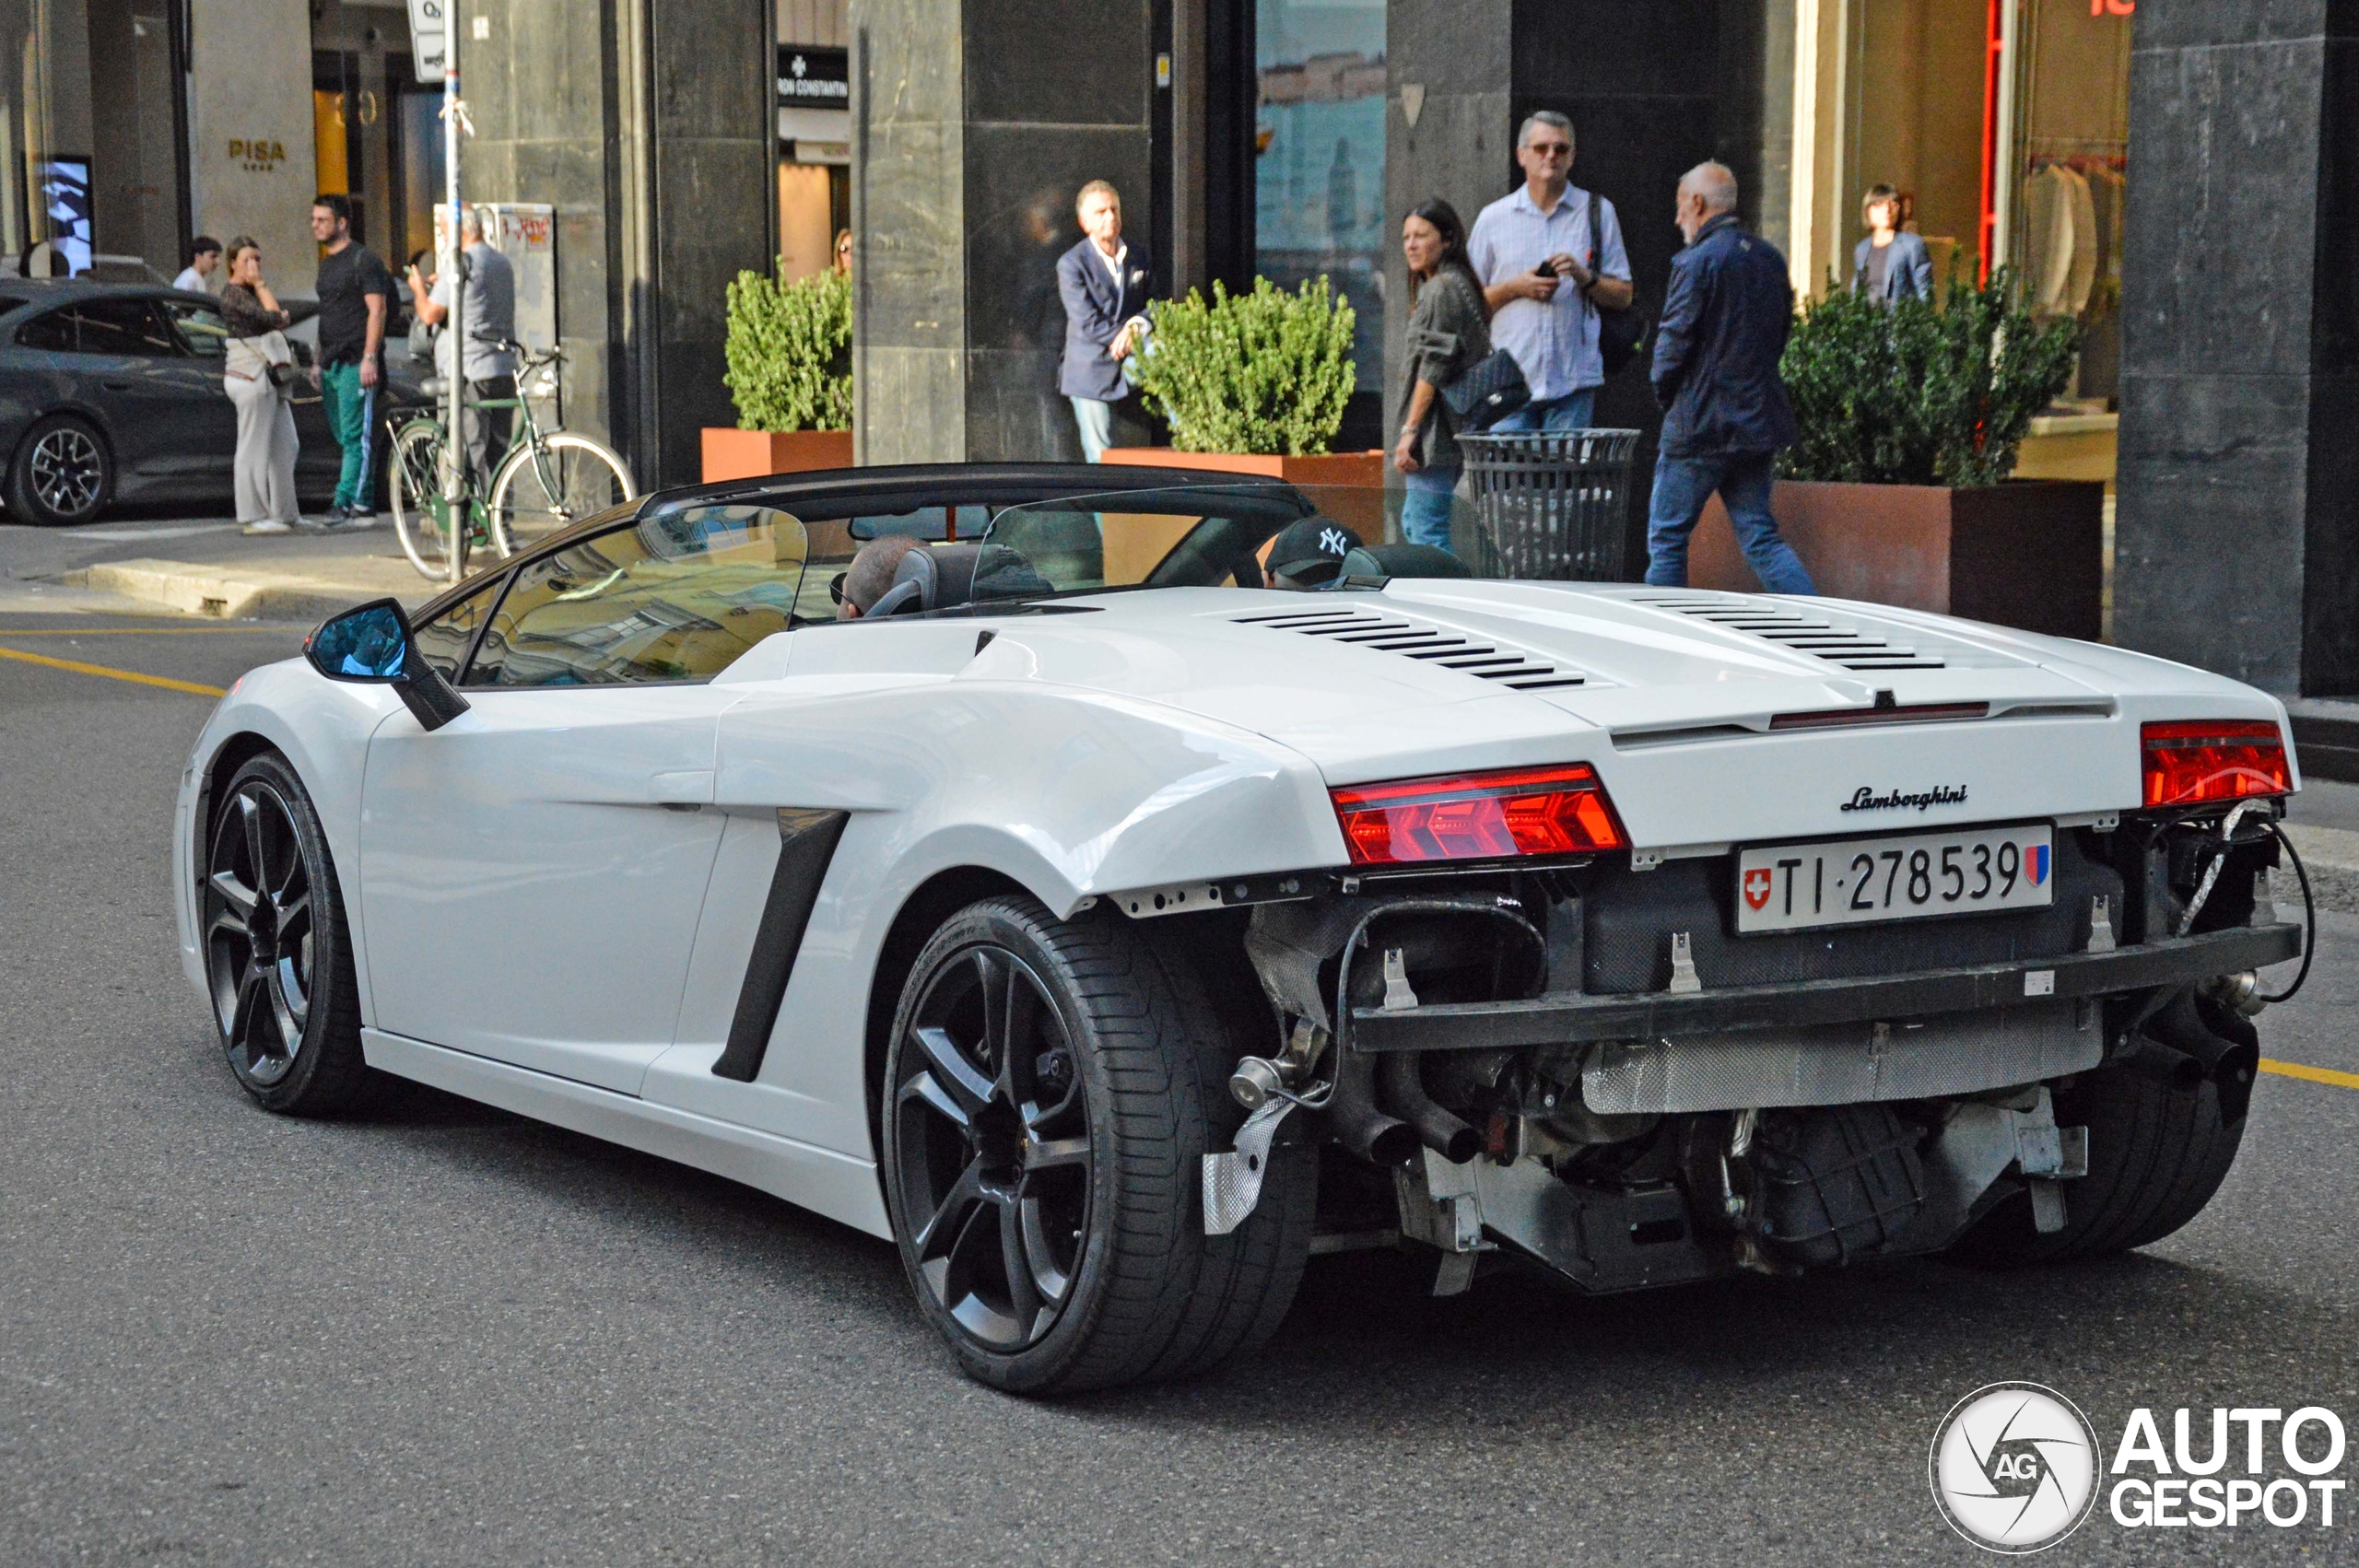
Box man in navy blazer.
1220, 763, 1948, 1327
1850, 184, 1935, 304
1057, 180, 1154, 461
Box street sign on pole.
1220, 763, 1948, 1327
405, 0, 447, 85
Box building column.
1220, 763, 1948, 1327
467, 0, 772, 489
2113, 2, 2359, 695
851, 0, 1156, 465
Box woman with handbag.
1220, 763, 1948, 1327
1391, 199, 1495, 551
219, 237, 304, 535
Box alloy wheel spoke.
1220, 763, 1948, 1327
226, 969, 267, 1072
207, 868, 258, 919
1022, 1134, 1090, 1174
996, 1196, 1042, 1332
1018, 1196, 1074, 1306
973, 948, 1017, 1098
912, 1156, 987, 1260
239, 795, 268, 890
898, 1067, 971, 1132
205, 907, 251, 948
264, 968, 302, 1056
910, 1024, 993, 1114
276, 891, 311, 943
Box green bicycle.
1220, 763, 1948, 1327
387, 342, 636, 579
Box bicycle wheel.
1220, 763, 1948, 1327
487, 432, 636, 556
389, 420, 457, 579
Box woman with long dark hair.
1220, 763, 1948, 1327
218, 237, 303, 534
1391, 197, 1490, 551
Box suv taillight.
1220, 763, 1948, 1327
1330, 763, 1627, 865
2141, 720, 2291, 808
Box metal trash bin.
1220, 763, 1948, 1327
1456, 428, 1641, 580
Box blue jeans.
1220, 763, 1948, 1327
1400, 466, 1460, 550
1645, 451, 1815, 594
1490, 388, 1595, 433
320, 360, 379, 511
1069, 395, 1113, 462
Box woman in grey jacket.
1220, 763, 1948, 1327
1850, 183, 1934, 304
1391, 198, 1490, 551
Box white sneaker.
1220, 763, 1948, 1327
241, 519, 291, 535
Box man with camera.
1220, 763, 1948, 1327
1467, 111, 1633, 432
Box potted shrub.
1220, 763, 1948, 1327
1111, 276, 1382, 527
705, 264, 853, 481
1687, 269, 2099, 638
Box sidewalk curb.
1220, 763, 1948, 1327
64, 558, 433, 623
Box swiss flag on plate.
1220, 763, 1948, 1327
1743, 866, 1773, 911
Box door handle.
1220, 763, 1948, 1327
102, 380, 135, 392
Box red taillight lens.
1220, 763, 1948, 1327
1330, 763, 1627, 865
2141, 720, 2291, 808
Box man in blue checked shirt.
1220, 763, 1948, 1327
1467, 111, 1634, 432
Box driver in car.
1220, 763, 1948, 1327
1262, 519, 1365, 590
835, 536, 921, 619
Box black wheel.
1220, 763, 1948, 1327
7, 414, 111, 525
880, 896, 1313, 1394
200, 752, 371, 1114
1947, 1049, 2247, 1267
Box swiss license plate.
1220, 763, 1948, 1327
1734, 824, 2055, 933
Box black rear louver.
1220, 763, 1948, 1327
1630, 596, 1947, 671
1229, 606, 1586, 691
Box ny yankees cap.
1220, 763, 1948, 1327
1266, 518, 1366, 585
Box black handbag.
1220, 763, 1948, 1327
1589, 189, 1650, 376
1438, 346, 1531, 432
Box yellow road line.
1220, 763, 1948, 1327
0, 626, 297, 636
2260, 1059, 2359, 1092
0, 644, 227, 696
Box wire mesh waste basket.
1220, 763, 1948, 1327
1457, 428, 1641, 580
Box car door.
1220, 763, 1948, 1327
150, 295, 239, 488
358, 502, 814, 1094
62, 296, 208, 486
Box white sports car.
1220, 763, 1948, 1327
174, 464, 2306, 1393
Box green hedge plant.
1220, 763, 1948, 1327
723, 264, 852, 431
1133, 275, 1356, 456
1779, 266, 2080, 487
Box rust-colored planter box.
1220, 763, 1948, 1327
1100, 447, 1387, 535
1689, 478, 2106, 641
700, 427, 854, 484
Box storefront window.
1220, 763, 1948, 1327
1253, 0, 1385, 392
0, 0, 92, 271
777, 1, 850, 283
2006, 0, 2129, 407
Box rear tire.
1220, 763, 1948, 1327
7, 414, 111, 525
880, 896, 1312, 1393
1946, 1047, 2247, 1267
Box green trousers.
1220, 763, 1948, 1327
319, 360, 379, 511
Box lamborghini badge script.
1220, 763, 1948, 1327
1841, 783, 1969, 813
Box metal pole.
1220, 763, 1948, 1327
442, 16, 464, 586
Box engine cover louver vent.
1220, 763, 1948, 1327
1629, 595, 1948, 671
1230, 606, 1586, 691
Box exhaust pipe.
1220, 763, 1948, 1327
1321, 1049, 1419, 1166
1381, 1052, 1483, 1164
2114, 1036, 2204, 1093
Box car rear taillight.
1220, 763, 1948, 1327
2140, 720, 2291, 808
1330, 763, 1627, 865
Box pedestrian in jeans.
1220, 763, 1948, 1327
310, 193, 393, 527
405, 205, 518, 494
1056, 180, 1153, 462
1644, 162, 1814, 595
1391, 198, 1488, 552
1851, 183, 1934, 305
1468, 111, 1633, 432
217, 238, 302, 535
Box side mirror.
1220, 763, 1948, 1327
304, 597, 471, 731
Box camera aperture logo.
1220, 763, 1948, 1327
1930, 1383, 2100, 1553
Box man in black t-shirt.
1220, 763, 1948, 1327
310, 194, 394, 524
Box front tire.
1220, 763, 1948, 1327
199, 752, 371, 1114
880, 896, 1313, 1393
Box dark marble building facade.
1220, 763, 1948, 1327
464, 0, 773, 489
2114, 0, 2359, 695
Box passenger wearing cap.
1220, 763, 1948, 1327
1262, 518, 1364, 590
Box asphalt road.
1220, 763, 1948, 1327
4, 614, 2356, 1567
